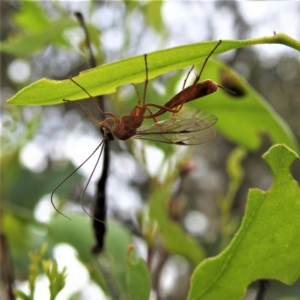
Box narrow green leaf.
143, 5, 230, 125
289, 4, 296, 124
149, 187, 205, 265
226, 147, 247, 185
14, 290, 30, 300
6, 34, 300, 105
188, 144, 300, 300
219, 147, 248, 250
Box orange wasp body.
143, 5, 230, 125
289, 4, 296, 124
69, 40, 223, 143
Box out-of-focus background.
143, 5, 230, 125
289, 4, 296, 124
1, 1, 299, 299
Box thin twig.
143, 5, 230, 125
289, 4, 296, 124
0, 232, 15, 300
255, 279, 270, 300
74, 12, 97, 71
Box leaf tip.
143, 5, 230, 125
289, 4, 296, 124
262, 144, 299, 180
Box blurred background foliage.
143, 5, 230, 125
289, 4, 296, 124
1, 1, 299, 299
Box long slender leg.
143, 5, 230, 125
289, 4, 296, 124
182, 65, 194, 90
63, 99, 117, 131
68, 77, 117, 119
63, 99, 103, 126
131, 55, 148, 108
175, 40, 222, 113
131, 83, 141, 106
141, 41, 223, 121
143, 54, 149, 107
194, 40, 222, 84
80, 137, 107, 224
144, 106, 164, 131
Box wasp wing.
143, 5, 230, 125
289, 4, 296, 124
134, 109, 217, 145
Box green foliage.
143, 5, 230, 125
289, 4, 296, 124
5, 39, 298, 154
48, 215, 135, 297
188, 144, 300, 300
189, 59, 298, 152
42, 260, 67, 300
0, 0, 101, 57
149, 185, 205, 265
1, 5, 78, 55
14, 244, 67, 300
218, 147, 248, 250
6, 33, 300, 106
126, 247, 151, 300
2, 2, 300, 299
142, 1, 165, 32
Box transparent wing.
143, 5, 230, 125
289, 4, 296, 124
133, 109, 218, 145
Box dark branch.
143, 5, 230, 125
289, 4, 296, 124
0, 232, 15, 300
255, 279, 270, 300
74, 11, 110, 254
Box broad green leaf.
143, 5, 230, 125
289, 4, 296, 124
188, 58, 298, 152
6, 33, 300, 105
48, 214, 95, 263
48, 216, 133, 296
149, 187, 205, 265
188, 144, 300, 300
126, 250, 151, 300
104, 222, 135, 296
48, 214, 105, 292
3, 157, 82, 211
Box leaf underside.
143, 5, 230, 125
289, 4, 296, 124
188, 144, 300, 300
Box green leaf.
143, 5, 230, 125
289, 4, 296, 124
187, 144, 300, 300
12, 1, 50, 32
142, 1, 164, 32
48, 214, 108, 293
126, 250, 151, 300
149, 186, 205, 265
0, 18, 78, 56
103, 222, 135, 296
6, 33, 300, 105
48, 214, 95, 263
218, 147, 248, 250
189, 58, 298, 152
226, 147, 247, 190
14, 290, 30, 300
48, 215, 133, 297
28, 244, 47, 296
42, 260, 67, 300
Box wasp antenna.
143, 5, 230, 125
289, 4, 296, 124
50, 138, 106, 219
50, 190, 71, 220
217, 84, 236, 95
80, 138, 107, 224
